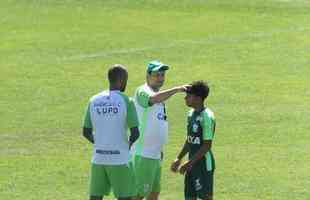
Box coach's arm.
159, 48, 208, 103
149, 85, 189, 105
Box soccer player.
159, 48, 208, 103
131, 60, 188, 200
82, 64, 140, 200
170, 81, 216, 200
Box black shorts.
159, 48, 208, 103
184, 162, 214, 199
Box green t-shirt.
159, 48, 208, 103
187, 107, 216, 171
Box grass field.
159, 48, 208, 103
1, 0, 310, 199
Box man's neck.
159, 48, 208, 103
193, 104, 205, 112
109, 86, 120, 91
147, 83, 160, 92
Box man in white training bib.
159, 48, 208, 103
83, 64, 140, 200
131, 60, 188, 200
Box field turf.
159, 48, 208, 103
1, 0, 310, 199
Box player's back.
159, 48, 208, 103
89, 90, 130, 165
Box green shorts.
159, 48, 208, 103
89, 163, 136, 198
184, 160, 214, 199
132, 155, 161, 197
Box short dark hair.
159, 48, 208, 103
108, 64, 128, 84
186, 80, 209, 100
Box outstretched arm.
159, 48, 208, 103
149, 85, 189, 105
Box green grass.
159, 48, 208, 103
1, 0, 310, 199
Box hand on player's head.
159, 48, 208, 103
183, 84, 192, 92
177, 84, 192, 93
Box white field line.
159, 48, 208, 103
62, 26, 310, 61
276, 0, 309, 3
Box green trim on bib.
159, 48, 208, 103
136, 86, 151, 108
118, 92, 139, 128
135, 107, 149, 155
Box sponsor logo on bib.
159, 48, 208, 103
192, 123, 199, 133
96, 149, 120, 155
94, 101, 121, 115
157, 113, 167, 121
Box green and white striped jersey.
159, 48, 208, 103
187, 107, 216, 171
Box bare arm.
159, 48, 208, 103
129, 127, 140, 149
177, 140, 190, 160
179, 140, 212, 174
188, 140, 212, 165
83, 127, 94, 144
149, 85, 188, 105
171, 140, 189, 172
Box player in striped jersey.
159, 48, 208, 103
171, 81, 216, 200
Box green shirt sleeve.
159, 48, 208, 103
202, 112, 215, 140
127, 97, 139, 128
135, 86, 151, 108
83, 102, 92, 128
119, 92, 139, 128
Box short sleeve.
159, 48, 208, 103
136, 87, 151, 108
202, 112, 215, 140
83, 102, 92, 128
